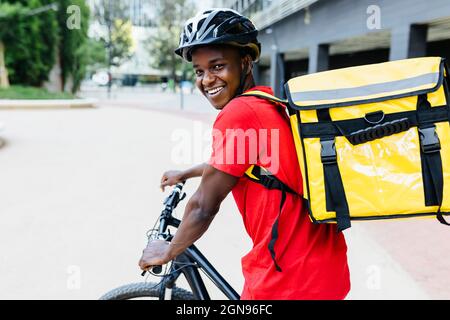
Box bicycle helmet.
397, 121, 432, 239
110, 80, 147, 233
175, 8, 261, 62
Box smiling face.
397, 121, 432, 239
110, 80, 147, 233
192, 45, 250, 110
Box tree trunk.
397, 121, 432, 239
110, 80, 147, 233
0, 40, 10, 88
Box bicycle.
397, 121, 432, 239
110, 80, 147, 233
100, 182, 240, 300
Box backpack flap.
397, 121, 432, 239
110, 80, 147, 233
285, 56, 445, 110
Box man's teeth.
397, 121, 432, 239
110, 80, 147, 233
207, 87, 224, 95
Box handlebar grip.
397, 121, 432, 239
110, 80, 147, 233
152, 265, 163, 274
140, 265, 163, 276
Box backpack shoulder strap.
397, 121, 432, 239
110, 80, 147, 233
241, 92, 297, 272
244, 164, 297, 273
245, 165, 296, 194
239, 90, 288, 105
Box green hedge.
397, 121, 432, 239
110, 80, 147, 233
0, 85, 74, 99
4, 0, 58, 87
3, 0, 90, 93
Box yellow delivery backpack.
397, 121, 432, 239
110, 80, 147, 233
242, 56, 450, 233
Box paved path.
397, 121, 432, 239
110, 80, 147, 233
0, 100, 445, 299
0, 99, 96, 110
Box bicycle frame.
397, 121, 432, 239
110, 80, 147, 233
167, 245, 240, 300
157, 215, 240, 300
144, 182, 240, 300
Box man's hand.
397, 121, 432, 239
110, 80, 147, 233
160, 170, 184, 192
160, 164, 207, 191
138, 239, 173, 271
142, 165, 238, 272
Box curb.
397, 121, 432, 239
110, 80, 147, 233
0, 98, 97, 110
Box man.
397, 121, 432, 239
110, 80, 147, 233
139, 8, 350, 300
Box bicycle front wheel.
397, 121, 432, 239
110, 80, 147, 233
99, 282, 195, 300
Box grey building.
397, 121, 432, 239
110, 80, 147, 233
129, 0, 159, 27
88, 0, 158, 27
214, 0, 450, 97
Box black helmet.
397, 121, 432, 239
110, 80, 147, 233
175, 8, 261, 62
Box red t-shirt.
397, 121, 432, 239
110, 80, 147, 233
208, 86, 350, 300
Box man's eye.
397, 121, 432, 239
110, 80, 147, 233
195, 70, 203, 76
213, 64, 224, 71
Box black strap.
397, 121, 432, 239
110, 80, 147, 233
246, 166, 296, 193
417, 95, 449, 225
317, 108, 332, 122
321, 138, 352, 232
268, 189, 287, 272
425, 151, 450, 225
440, 62, 450, 225
300, 106, 449, 139
445, 62, 450, 122
316, 108, 351, 232
245, 166, 296, 272
437, 212, 450, 226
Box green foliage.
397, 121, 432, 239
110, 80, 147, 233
57, 0, 90, 93
92, 1, 133, 68
3, 0, 58, 86
0, 1, 90, 93
0, 84, 74, 99
109, 18, 133, 66
0, 3, 25, 39
84, 38, 107, 71
147, 0, 197, 86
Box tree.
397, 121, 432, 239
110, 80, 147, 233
109, 18, 133, 67
147, 0, 197, 91
0, 1, 90, 93
0, 3, 24, 88
57, 0, 90, 93
91, 0, 134, 94
84, 38, 107, 72
2, 0, 58, 87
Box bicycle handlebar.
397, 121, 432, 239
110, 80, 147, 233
158, 181, 185, 235
142, 181, 186, 276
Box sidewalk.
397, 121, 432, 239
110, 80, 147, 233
345, 224, 429, 299
0, 98, 97, 109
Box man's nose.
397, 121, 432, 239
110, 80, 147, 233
202, 70, 216, 87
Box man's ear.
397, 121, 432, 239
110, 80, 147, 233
241, 55, 253, 75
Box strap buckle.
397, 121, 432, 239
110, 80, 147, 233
419, 126, 441, 153
321, 139, 337, 164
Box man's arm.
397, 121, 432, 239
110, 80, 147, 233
139, 164, 239, 269
180, 163, 208, 180
160, 163, 207, 191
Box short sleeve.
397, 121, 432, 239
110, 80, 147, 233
208, 99, 262, 177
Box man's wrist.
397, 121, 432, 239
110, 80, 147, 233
179, 171, 188, 181
167, 241, 187, 260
